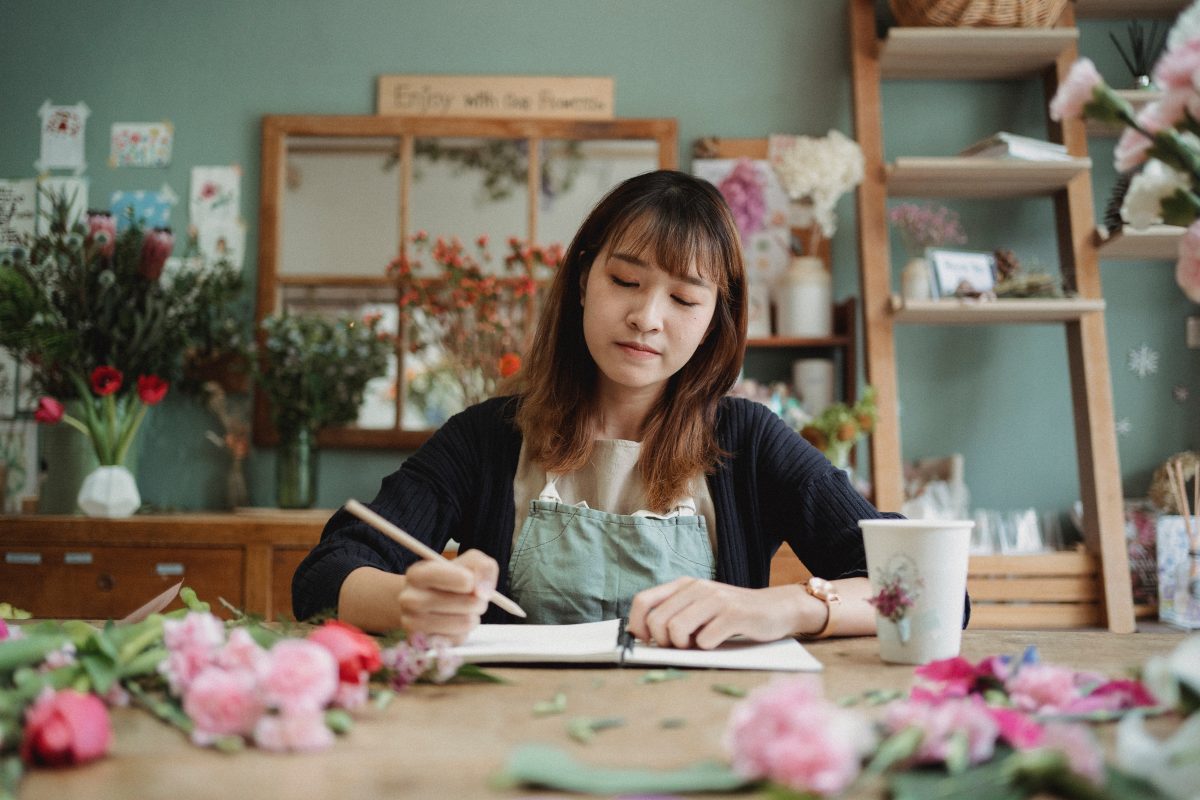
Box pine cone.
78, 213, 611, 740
993, 249, 1021, 281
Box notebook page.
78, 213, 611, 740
450, 619, 622, 664
625, 636, 822, 672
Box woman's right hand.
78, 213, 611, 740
397, 549, 499, 643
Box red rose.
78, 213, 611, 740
499, 352, 522, 379
136, 375, 169, 405
90, 366, 123, 396
33, 397, 64, 424
307, 620, 382, 684
20, 689, 112, 767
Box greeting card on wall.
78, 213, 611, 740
36, 101, 90, 173
35, 177, 87, 233
197, 218, 246, 271
0, 179, 37, 248
190, 165, 240, 225
0, 421, 37, 513
110, 183, 178, 232
693, 158, 790, 285
109, 121, 174, 168
0, 348, 17, 419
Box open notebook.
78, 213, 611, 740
449, 618, 822, 672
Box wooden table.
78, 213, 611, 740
18, 629, 1188, 800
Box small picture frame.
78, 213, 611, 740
927, 249, 996, 298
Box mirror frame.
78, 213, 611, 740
256, 114, 678, 449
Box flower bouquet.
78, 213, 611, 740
888, 202, 967, 258
1048, 3, 1200, 302
387, 233, 560, 427
798, 387, 878, 470
769, 130, 865, 252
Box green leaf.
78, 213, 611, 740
865, 726, 924, 776
179, 587, 210, 613
0, 634, 69, 671
324, 708, 353, 735
566, 716, 625, 744
119, 647, 168, 679
371, 688, 395, 711
944, 730, 970, 775
1, 755, 24, 800
638, 668, 687, 684
495, 743, 752, 794
711, 683, 747, 698
659, 717, 687, 729
446, 663, 506, 684
888, 760, 1024, 800
212, 735, 245, 754
532, 692, 566, 716
79, 652, 118, 694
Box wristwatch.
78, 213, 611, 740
801, 576, 841, 639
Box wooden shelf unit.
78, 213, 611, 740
889, 296, 1106, 324
850, 0, 1134, 631
1086, 89, 1162, 136
1095, 224, 1185, 260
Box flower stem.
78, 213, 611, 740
103, 393, 119, 464
114, 402, 147, 466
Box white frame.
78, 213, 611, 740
927, 248, 996, 298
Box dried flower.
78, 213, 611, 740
798, 386, 877, 469
717, 158, 767, 240
887, 203, 967, 257
768, 130, 864, 246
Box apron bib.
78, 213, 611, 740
508, 475, 715, 624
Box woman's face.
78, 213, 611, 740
580, 239, 718, 401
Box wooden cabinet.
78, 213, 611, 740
0, 512, 325, 620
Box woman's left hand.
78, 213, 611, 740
627, 577, 817, 650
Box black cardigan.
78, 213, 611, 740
293, 395, 911, 623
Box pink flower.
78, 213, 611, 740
33, 397, 64, 425
1153, 38, 1200, 91
257, 639, 338, 713
160, 612, 226, 694
1039, 722, 1106, 786
20, 688, 112, 767
253, 709, 335, 752
138, 227, 174, 281
883, 696, 999, 766
1177, 220, 1200, 303
215, 627, 268, 673
85, 211, 116, 259
1063, 678, 1158, 715
724, 677, 875, 797
1049, 58, 1103, 122
913, 656, 978, 699
1114, 127, 1153, 173
717, 158, 767, 240
183, 667, 265, 745
1006, 663, 1082, 714
988, 707, 1045, 749
0, 618, 7, 640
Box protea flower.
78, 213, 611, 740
139, 227, 174, 281
85, 211, 117, 259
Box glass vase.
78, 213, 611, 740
276, 427, 318, 509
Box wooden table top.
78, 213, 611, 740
19, 629, 1189, 800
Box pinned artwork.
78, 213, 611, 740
35, 176, 87, 233
0, 179, 37, 248
692, 158, 790, 286
190, 165, 241, 226
196, 218, 246, 271
110, 122, 174, 168
0, 348, 17, 419
110, 183, 178, 232
36, 101, 90, 173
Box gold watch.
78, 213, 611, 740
801, 576, 841, 639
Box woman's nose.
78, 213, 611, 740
626, 293, 664, 332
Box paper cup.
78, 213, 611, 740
859, 518, 974, 665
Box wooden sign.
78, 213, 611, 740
377, 75, 614, 120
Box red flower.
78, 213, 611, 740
20, 689, 112, 767
33, 397, 64, 424
90, 366, 123, 396
136, 375, 169, 405
308, 620, 382, 684
138, 227, 174, 281
499, 352, 522, 378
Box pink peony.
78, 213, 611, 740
724, 677, 875, 797
257, 639, 338, 713
883, 696, 999, 766
20, 688, 112, 767
1039, 722, 1106, 786
253, 709, 335, 753
1114, 127, 1153, 173
1177, 220, 1200, 302
1049, 58, 1104, 122
183, 667, 265, 745
1006, 663, 1082, 713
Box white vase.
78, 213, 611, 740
77, 465, 141, 518
774, 256, 831, 337
901, 256, 933, 301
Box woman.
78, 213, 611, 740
293, 170, 898, 648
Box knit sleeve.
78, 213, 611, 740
290, 398, 514, 620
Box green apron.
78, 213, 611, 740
509, 475, 715, 624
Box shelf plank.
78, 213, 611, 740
1095, 224, 1184, 260
1087, 89, 1162, 136
746, 335, 851, 348
880, 28, 1078, 80
890, 295, 1107, 323
887, 157, 1092, 197
1074, 0, 1188, 18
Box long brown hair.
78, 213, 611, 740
514, 170, 747, 511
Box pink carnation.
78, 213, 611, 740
1049, 58, 1103, 122
1177, 220, 1200, 303
1154, 38, 1200, 91
1006, 663, 1082, 713
988, 707, 1045, 749
160, 613, 226, 694
1114, 127, 1153, 173
253, 709, 335, 753
1039, 722, 1106, 786
183, 667, 265, 745
884, 696, 999, 766
257, 639, 338, 713
724, 677, 876, 797
216, 628, 268, 673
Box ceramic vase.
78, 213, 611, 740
901, 256, 933, 301
77, 465, 141, 518
277, 427, 318, 509
775, 256, 831, 337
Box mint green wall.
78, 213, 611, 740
1, 2, 1194, 515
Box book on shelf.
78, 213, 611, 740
958, 132, 1072, 162
448, 618, 822, 671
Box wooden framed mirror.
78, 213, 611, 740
256, 115, 678, 449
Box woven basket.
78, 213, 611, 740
889, 0, 1069, 27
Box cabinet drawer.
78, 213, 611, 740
1, 545, 244, 619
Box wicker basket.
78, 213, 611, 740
889, 0, 1069, 27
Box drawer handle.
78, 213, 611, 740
155, 562, 184, 576
97, 573, 114, 592
5, 552, 41, 565
64, 552, 93, 565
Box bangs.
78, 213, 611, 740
605, 208, 731, 293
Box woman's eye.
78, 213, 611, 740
672, 295, 699, 308
611, 276, 637, 288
